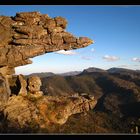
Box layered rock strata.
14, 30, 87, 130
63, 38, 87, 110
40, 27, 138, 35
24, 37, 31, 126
0, 11, 93, 104
4, 94, 97, 129
0, 11, 96, 130
0, 11, 93, 68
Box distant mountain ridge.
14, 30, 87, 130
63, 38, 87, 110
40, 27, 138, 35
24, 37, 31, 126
82, 67, 107, 74
39, 66, 140, 118
28, 72, 55, 78
59, 71, 81, 76
27, 67, 140, 77
107, 67, 140, 74
26, 67, 107, 78
27, 71, 81, 78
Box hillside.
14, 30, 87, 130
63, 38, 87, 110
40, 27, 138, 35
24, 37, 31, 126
38, 67, 140, 133
26, 67, 140, 118
27, 72, 55, 78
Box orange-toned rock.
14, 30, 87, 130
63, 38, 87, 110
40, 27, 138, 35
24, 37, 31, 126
0, 11, 93, 105
4, 94, 97, 129
0, 11, 93, 68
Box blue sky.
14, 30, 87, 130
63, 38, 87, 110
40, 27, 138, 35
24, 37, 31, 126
0, 5, 140, 74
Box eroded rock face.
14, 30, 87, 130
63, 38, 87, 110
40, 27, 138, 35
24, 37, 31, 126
0, 11, 93, 105
4, 95, 97, 129
0, 11, 95, 130
28, 76, 43, 98
28, 76, 42, 93
18, 74, 27, 96
0, 67, 13, 108
0, 75, 10, 108
0, 11, 93, 68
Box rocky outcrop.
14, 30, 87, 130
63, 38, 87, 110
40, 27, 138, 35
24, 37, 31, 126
0, 11, 93, 68
0, 11, 95, 131
18, 74, 27, 96
3, 75, 97, 129
19, 75, 43, 98
4, 94, 97, 129
28, 76, 42, 93
0, 67, 13, 108
0, 11, 93, 105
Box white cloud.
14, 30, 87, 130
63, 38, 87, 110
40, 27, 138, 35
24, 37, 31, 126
81, 56, 92, 60
118, 65, 129, 68
91, 48, 95, 52
55, 50, 77, 55
132, 57, 140, 62
103, 55, 120, 61
133, 64, 140, 67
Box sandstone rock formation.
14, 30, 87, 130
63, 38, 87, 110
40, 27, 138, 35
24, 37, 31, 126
4, 94, 97, 129
18, 75, 43, 98
0, 11, 93, 103
3, 75, 97, 130
28, 76, 43, 98
0, 11, 96, 131
0, 67, 13, 108
0, 11, 93, 68
18, 74, 27, 96
0, 74, 10, 109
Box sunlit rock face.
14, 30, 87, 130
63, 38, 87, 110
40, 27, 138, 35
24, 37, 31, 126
0, 11, 93, 104
4, 95, 97, 129
0, 11, 95, 130
3, 75, 97, 130
0, 11, 93, 68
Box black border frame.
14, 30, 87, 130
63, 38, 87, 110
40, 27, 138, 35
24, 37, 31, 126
0, 0, 140, 5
